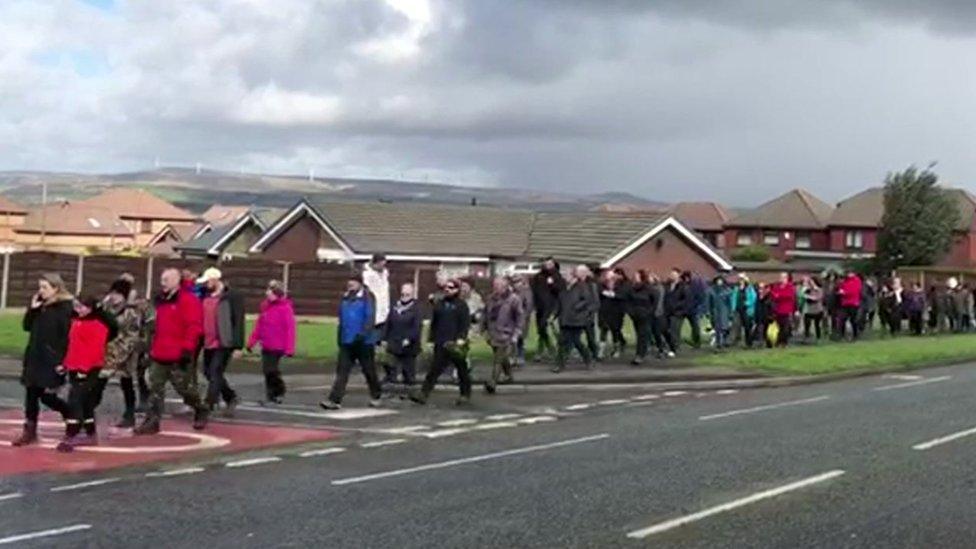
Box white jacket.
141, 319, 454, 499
362, 265, 390, 325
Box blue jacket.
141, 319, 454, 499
338, 290, 376, 346
730, 285, 757, 318
707, 285, 733, 330
691, 276, 708, 316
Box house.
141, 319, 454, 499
668, 202, 731, 249
146, 222, 207, 257
78, 188, 197, 247
724, 189, 834, 261
14, 201, 136, 253
829, 187, 976, 268
523, 212, 733, 276
249, 198, 732, 277
175, 207, 283, 259
0, 196, 27, 245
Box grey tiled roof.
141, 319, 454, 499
525, 212, 670, 264
831, 186, 975, 231
728, 188, 834, 229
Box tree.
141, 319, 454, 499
877, 166, 960, 269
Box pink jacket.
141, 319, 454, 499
248, 298, 296, 356
770, 282, 797, 317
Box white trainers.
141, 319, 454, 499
666, 351, 676, 358
368, 399, 382, 408
319, 400, 341, 410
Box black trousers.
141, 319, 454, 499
390, 353, 417, 385
600, 311, 626, 350
909, 311, 924, 335
557, 326, 591, 368
329, 341, 382, 404
631, 314, 650, 358
261, 351, 286, 400
422, 345, 471, 397
737, 311, 755, 347
202, 348, 237, 406
24, 386, 68, 423
535, 310, 555, 355
651, 316, 676, 354
584, 321, 599, 358
887, 310, 902, 335
842, 306, 861, 339
804, 313, 823, 340
775, 314, 793, 346
66, 370, 102, 436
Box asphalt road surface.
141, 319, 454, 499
2, 364, 976, 547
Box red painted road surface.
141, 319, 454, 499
0, 410, 338, 475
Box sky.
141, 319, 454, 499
2, 0, 976, 204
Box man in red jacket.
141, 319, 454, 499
135, 268, 209, 435
837, 270, 863, 340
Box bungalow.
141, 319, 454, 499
0, 196, 27, 245
14, 201, 136, 253
724, 189, 834, 262
176, 207, 283, 259
79, 188, 197, 247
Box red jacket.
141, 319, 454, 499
63, 317, 111, 373
151, 288, 203, 363
770, 282, 797, 316
838, 275, 863, 308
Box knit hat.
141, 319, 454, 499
109, 278, 133, 298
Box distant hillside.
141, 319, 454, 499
0, 168, 667, 213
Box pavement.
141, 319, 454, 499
0, 359, 976, 546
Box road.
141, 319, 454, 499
1, 364, 976, 547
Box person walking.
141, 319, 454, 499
665, 268, 692, 350
731, 275, 757, 347
198, 268, 243, 415
135, 268, 209, 435
11, 273, 74, 446
381, 282, 423, 394
101, 277, 145, 428
321, 275, 384, 410
512, 275, 534, 367
649, 274, 677, 358
179, 269, 206, 394
582, 265, 602, 360
599, 268, 628, 359
530, 257, 564, 361
482, 276, 525, 394
56, 296, 118, 452
410, 279, 472, 405
837, 271, 863, 340
770, 272, 797, 347
707, 276, 733, 348
803, 277, 825, 341
552, 265, 599, 373
687, 272, 706, 348
363, 254, 393, 383
459, 277, 485, 378
247, 280, 296, 405
627, 270, 653, 365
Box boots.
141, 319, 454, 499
10, 421, 37, 447
115, 412, 135, 429
192, 406, 209, 431
133, 414, 160, 435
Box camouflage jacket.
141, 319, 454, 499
103, 297, 149, 369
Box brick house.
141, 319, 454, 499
669, 202, 732, 250
724, 189, 834, 261
79, 188, 197, 247
14, 202, 136, 253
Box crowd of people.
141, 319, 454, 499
10, 251, 976, 450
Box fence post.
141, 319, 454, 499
282, 262, 291, 293
76, 255, 85, 295
0, 253, 9, 310
413, 267, 419, 291
146, 255, 154, 298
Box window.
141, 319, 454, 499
439, 262, 471, 278
763, 231, 780, 246
736, 233, 753, 246
87, 217, 101, 229
845, 230, 863, 249
795, 232, 811, 249
140, 219, 153, 234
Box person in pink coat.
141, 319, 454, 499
247, 280, 296, 404
769, 272, 797, 346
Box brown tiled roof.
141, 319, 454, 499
18, 202, 134, 236
0, 196, 26, 215
728, 188, 833, 229
314, 201, 534, 257
201, 205, 251, 227
525, 212, 670, 264
80, 188, 196, 221
669, 202, 731, 232
831, 186, 975, 231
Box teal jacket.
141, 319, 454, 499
730, 285, 758, 318
707, 285, 734, 330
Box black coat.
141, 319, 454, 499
21, 297, 74, 389
665, 281, 692, 317
429, 296, 470, 345
556, 280, 599, 328
384, 299, 423, 356
531, 267, 565, 316
626, 282, 653, 320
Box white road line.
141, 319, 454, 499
299, 447, 347, 458
883, 374, 922, 381
631, 394, 660, 401
0, 524, 92, 545
626, 470, 846, 539
0, 493, 23, 503
913, 426, 976, 451
378, 425, 431, 434
699, 396, 830, 421
333, 433, 610, 486
715, 389, 739, 395
473, 421, 519, 430
663, 391, 688, 397
437, 418, 479, 427
360, 439, 407, 448
517, 416, 557, 425
146, 467, 205, 478
485, 413, 522, 421
597, 399, 629, 406
873, 375, 952, 392
225, 457, 282, 468
236, 403, 398, 420
417, 428, 470, 438
564, 404, 592, 411
50, 478, 121, 493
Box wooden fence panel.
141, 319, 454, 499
7, 252, 80, 307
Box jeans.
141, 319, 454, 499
422, 345, 471, 397
261, 351, 286, 400
329, 341, 383, 404
24, 386, 68, 423
202, 348, 237, 406
556, 326, 591, 369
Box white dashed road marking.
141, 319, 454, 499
360, 439, 407, 448
564, 404, 592, 411
485, 413, 522, 421
698, 396, 830, 421
473, 422, 519, 430
417, 428, 471, 439
663, 391, 688, 397
598, 399, 629, 406
50, 478, 121, 493
913, 426, 976, 451
0, 493, 22, 503
631, 394, 660, 401
225, 457, 282, 468
437, 419, 479, 427
873, 376, 951, 392
299, 447, 347, 458
0, 524, 92, 546
145, 467, 205, 478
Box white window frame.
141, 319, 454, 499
795, 232, 811, 249
763, 231, 780, 246
845, 230, 863, 249
736, 233, 753, 246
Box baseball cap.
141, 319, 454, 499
196, 267, 222, 284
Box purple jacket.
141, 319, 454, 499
248, 298, 296, 356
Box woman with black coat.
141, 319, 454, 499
599, 268, 628, 359
12, 272, 74, 447
383, 283, 423, 390
627, 270, 654, 365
